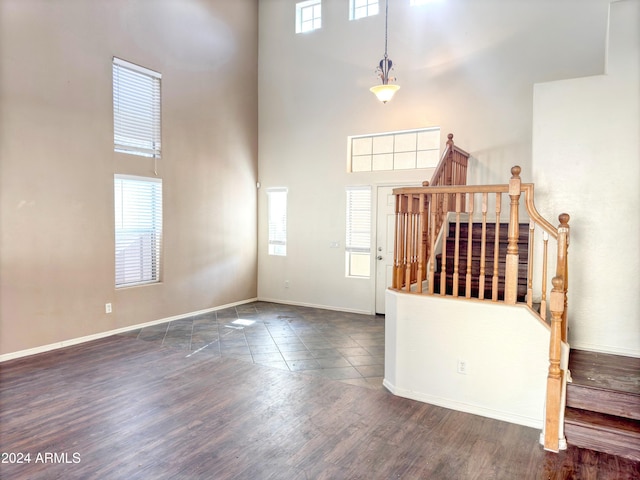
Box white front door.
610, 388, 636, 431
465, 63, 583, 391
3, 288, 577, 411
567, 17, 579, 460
374, 186, 399, 314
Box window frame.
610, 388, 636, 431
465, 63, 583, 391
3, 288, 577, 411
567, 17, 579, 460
114, 175, 163, 288
267, 188, 288, 257
348, 127, 441, 173
295, 0, 322, 33
112, 57, 162, 159
349, 0, 379, 21
345, 186, 372, 278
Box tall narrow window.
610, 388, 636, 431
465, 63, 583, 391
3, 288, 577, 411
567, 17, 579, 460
349, 0, 379, 20
113, 58, 162, 158
267, 188, 287, 256
296, 0, 322, 33
345, 186, 371, 278
115, 175, 163, 287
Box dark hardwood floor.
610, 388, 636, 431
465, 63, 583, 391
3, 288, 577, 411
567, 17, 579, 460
1, 303, 638, 479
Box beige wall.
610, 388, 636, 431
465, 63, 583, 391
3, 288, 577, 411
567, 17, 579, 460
0, 0, 259, 355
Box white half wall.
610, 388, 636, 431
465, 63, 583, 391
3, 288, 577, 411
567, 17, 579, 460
384, 290, 551, 429
532, 0, 640, 357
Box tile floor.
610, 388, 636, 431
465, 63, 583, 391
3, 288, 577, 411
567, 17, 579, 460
120, 301, 386, 390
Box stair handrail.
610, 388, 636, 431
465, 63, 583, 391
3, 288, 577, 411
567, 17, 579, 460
430, 133, 471, 188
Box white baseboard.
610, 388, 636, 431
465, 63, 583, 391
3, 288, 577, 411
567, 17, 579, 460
257, 296, 373, 316
382, 378, 543, 430
569, 341, 640, 358
0, 298, 258, 363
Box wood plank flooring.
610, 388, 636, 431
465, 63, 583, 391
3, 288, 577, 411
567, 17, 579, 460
1, 305, 639, 479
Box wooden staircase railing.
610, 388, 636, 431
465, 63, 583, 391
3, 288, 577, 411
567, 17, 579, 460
392, 134, 470, 290
392, 165, 570, 453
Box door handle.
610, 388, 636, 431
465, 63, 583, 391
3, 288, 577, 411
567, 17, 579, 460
377, 255, 383, 260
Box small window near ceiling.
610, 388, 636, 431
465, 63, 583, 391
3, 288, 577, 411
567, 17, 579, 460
296, 0, 322, 33
349, 0, 379, 20
112, 57, 162, 158
267, 188, 288, 256
115, 175, 163, 287
345, 186, 371, 278
348, 127, 441, 172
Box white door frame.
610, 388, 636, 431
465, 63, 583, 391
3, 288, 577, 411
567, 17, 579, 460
372, 182, 420, 314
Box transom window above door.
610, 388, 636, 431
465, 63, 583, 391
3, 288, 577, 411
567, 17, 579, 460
348, 127, 441, 172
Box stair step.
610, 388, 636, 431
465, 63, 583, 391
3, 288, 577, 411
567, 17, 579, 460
567, 350, 640, 419
565, 407, 640, 461
446, 222, 529, 236
433, 221, 531, 301
567, 383, 640, 420
564, 350, 640, 460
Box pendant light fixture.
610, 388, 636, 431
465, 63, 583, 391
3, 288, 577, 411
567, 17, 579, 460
370, 0, 400, 103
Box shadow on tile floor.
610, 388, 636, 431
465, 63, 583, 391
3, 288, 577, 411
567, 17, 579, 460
119, 302, 386, 390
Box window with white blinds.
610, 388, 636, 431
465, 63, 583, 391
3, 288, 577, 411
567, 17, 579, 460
345, 186, 371, 278
267, 188, 287, 256
112, 57, 162, 158
114, 175, 163, 287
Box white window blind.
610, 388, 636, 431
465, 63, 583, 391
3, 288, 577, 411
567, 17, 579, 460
267, 188, 287, 256
345, 186, 371, 277
113, 57, 162, 158
296, 0, 322, 33
115, 175, 163, 287
350, 0, 379, 20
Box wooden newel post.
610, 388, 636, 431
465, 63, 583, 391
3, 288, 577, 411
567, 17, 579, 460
556, 213, 570, 342
544, 276, 565, 452
445, 134, 454, 205
504, 166, 522, 304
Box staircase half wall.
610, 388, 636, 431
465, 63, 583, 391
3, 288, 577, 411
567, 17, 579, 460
384, 289, 553, 429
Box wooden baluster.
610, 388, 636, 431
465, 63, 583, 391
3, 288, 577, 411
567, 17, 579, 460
466, 193, 474, 299
556, 213, 570, 341
440, 193, 450, 295
541, 231, 549, 321
492, 193, 501, 302
479, 193, 488, 300
527, 222, 535, 308
417, 193, 426, 292
393, 194, 401, 289
504, 166, 522, 304
411, 200, 422, 283
405, 195, 415, 291
429, 193, 437, 294
544, 276, 565, 452
452, 193, 462, 297
421, 184, 430, 283
395, 194, 407, 290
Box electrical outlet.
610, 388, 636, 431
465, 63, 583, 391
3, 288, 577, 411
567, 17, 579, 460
105, 303, 112, 314
284, 280, 290, 289
457, 359, 468, 374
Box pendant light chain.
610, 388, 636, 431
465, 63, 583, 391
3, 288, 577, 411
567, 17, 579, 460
384, 0, 389, 59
